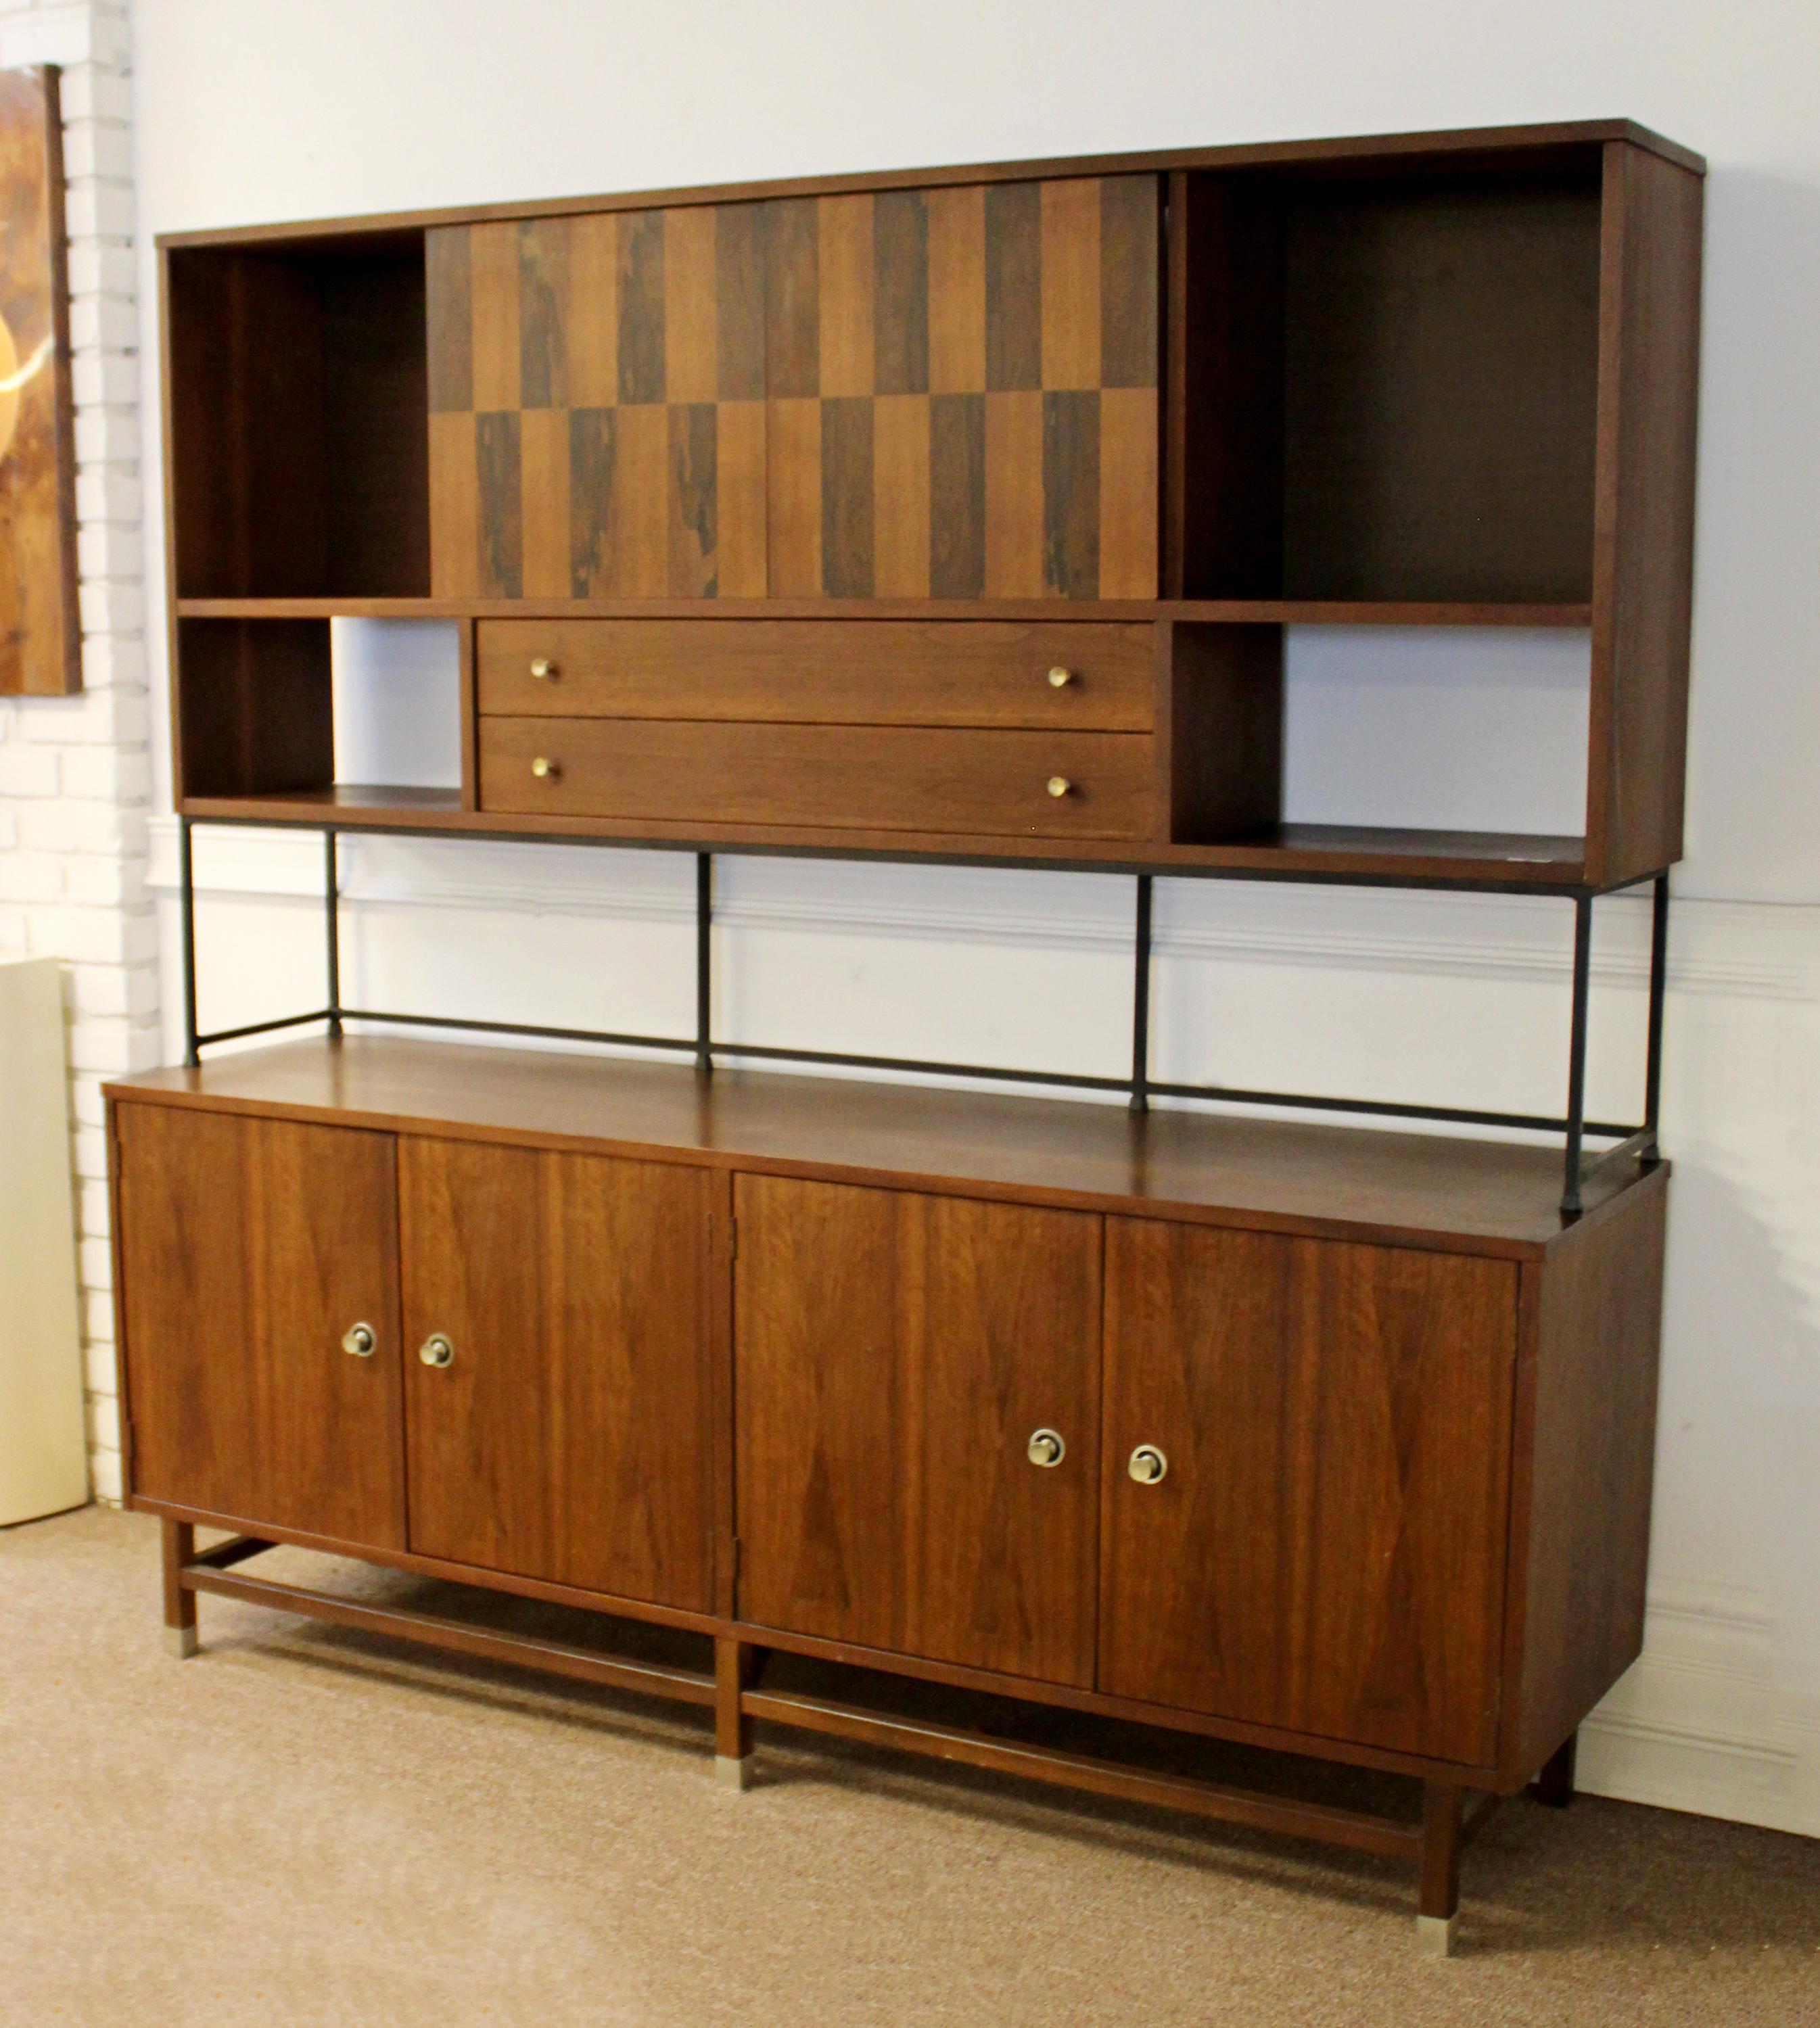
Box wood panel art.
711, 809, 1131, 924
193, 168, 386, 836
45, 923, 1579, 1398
0, 67, 77, 696
427, 177, 1159, 601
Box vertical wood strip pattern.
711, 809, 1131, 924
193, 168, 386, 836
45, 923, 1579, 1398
873, 191, 929, 396
1100, 177, 1161, 389
1041, 181, 1101, 390
1098, 385, 1159, 596
663, 206, 719, 405
929, 392, 985, 597
767, 396, 822, 594
565, 215, 620, 408
716, 399, 768, 596
766, 199, 820, 400
475, 410, 522, 596
716, 204, 768, 402
517, 218, 570, 409
425, 174, 1159, 600
469, 222, 521, 412
568, 408, 616, 597
668, 402, 718, 596
872, 394, 931, 596
985, 183, 1042, 393
518, 407, 571, 596
617, 212, 666, 406
428, 410, 478, 594
985, 390, 1044, 595
425, 229, 472, 412
820, 395, 874, 597
927, 186, 987, 396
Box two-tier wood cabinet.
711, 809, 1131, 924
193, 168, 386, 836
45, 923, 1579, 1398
110, 1041, 1669, 1951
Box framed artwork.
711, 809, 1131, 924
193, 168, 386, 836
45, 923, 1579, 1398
0, 66, 77, 697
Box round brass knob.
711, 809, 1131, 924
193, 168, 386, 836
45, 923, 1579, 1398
1026, 1428, 1066, 1469
1046, 776, 1072, 799
1128, 1444, 1167, 1485
419, 1332, 455, 1370
1047, 666, 1073, 688
529, 657, 558, 681
531, 756, 559, 781
341, 1321, 376, 1359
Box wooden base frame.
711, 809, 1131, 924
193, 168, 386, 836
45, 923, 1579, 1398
162, 1522, 1515, 1951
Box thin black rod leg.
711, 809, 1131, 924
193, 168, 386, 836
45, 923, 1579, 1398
695, 851, 714, 1077
1561, 894, 1594, 1215
1129, 873, 1153, 1115
179, 816, 200, 1068
1642, 872, 1669, 1152
325, 829, 343, 1042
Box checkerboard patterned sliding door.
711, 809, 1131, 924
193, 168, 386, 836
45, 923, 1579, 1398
427, 176, 1160, 600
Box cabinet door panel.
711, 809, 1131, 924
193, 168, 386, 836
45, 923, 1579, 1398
1101, 1220, 1515, 1764
399, 1137, 715, 1612
734, 1175, 1100, 1686
117, 1105, 404, 1547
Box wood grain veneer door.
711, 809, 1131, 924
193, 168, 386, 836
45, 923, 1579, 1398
116, 1104, 404, 1547
398, 1137, 715, 1612
1100, 1219, 1516, 1764
734, 1175, 1100, 1687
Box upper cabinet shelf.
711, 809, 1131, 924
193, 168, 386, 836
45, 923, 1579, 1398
159, 121, 1701, 891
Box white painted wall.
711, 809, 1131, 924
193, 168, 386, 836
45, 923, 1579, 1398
120, 0, 1820, 1835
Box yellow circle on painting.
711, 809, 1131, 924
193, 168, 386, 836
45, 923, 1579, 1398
0, 313, 19, 463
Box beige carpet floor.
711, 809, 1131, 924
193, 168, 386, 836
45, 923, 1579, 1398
1, 1507, 1815, 2027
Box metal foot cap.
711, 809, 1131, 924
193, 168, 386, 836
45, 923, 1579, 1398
714, 1754, 753, 1791
164, 1625, 199, 1659
1416, 1913, 1457, 1958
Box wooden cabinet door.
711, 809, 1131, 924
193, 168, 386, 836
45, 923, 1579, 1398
1100, 1219, 1516, 1764
427, 176, 1159, 603
398, 1137, 716, 1613
116, 1104, 404, 1547
734, 1175, 1100, 1687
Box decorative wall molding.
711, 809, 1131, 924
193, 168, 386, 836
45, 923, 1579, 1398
147, 817, 1819, 1003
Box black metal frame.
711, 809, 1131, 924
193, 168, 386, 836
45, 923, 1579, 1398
176, 817, 1670, 1216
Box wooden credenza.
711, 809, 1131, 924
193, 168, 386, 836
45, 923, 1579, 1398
108, 1037, 1667, 1946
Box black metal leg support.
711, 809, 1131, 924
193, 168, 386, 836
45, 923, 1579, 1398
1560, 893, 1594, 1215
178, 816, 200, 1068
1129, 874, 1152, 1114
1643, 872, 1669, 1154
325, 828, 344, 1041
695, 851, 714, 1077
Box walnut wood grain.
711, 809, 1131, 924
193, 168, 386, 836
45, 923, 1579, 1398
474, 617, 1155, 728
106, 1035, 1651, 1256
116, 1104, 405, 1546
734, 1175, 1102, 1685
398, 1136, 716, 1612
1100, 1218, 1516, 1764
478, 716, 1157, 841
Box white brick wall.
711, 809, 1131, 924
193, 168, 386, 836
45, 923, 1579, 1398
0, 0, 152, 1505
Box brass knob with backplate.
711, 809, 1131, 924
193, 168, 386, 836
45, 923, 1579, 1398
1026, 1428, 1066, 1468
419, 1333, 454, 1369
529, 657, 558, 682
531, 756, 559, 781
1046, 776, 1071, 799
341, 1321, 376, 1359
1128, 1444, 1167, 1485
1047, 666, 1074, 689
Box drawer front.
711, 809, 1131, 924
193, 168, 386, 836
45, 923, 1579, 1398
480, 717, 1156, 841
475, 620, 1155, 730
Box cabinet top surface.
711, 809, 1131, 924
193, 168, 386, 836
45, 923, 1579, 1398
106, 1037, 1655, 1255
156, 118, 1702, 251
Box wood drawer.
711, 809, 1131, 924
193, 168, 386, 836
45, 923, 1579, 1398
479, 718, 1157, 841
475, 620, 1155, 730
